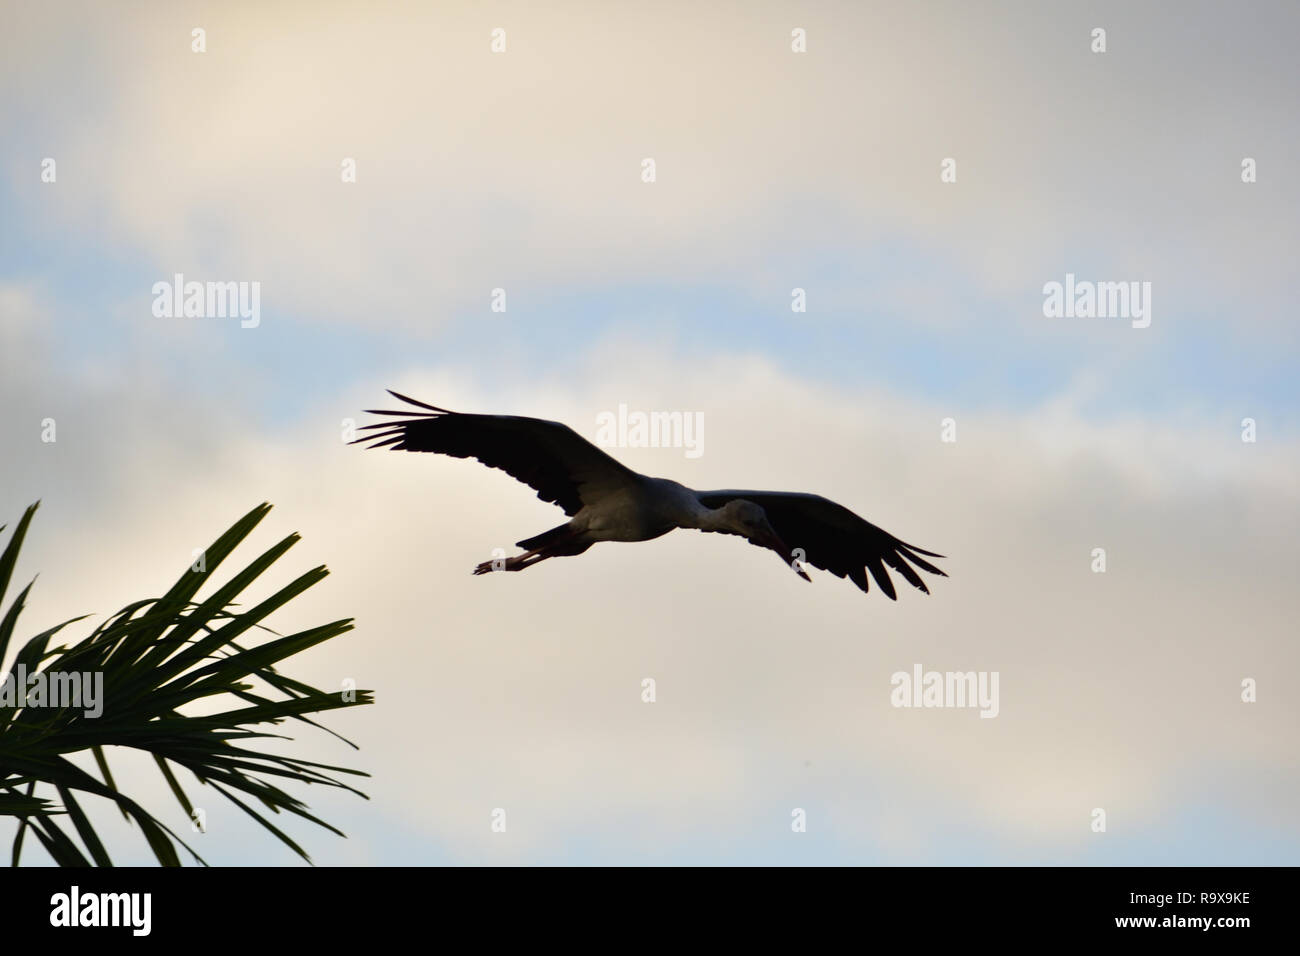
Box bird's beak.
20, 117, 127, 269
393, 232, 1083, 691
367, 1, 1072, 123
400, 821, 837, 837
759, 527, 811, 582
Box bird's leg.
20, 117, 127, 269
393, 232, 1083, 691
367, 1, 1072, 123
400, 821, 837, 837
472, 547, 552, 575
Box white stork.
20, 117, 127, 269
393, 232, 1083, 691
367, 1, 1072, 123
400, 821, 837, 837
354, 391, 946, 599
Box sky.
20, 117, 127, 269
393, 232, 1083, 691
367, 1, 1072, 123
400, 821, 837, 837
1, 0, 1298, 865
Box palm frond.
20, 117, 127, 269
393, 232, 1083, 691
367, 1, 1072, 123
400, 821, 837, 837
0, 502, 373, 866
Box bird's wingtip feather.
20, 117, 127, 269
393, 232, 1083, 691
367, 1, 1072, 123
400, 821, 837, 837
386, 389, 450, 413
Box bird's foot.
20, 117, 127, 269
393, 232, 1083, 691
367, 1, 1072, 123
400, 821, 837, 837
473, 549, 547, 575
473, 555, 528, 574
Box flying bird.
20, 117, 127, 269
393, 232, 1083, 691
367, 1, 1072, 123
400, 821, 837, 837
353, 391, 946, 599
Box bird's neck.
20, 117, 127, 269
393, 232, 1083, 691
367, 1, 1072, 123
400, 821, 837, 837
693, 505, 734, 534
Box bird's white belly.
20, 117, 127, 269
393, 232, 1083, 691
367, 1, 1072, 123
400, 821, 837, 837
584, 507, 670, 542
579, 481, 691, 542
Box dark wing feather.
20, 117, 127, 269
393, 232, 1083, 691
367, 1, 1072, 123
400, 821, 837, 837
695, 490, 946, 600
353, 391, 639, 516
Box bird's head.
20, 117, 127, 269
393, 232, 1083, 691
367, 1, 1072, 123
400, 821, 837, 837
718, 499, 811, 581
720, 499, 771, 536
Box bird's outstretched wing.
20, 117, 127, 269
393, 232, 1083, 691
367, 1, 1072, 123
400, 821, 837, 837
694, 490, 946, 599
352, 391, 639, 516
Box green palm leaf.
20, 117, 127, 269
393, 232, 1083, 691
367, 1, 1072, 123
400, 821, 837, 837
0, 502, 372, 866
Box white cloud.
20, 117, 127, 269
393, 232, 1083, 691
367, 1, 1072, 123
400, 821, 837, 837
4, 1, 1297, 333
3, 284, 1296, 862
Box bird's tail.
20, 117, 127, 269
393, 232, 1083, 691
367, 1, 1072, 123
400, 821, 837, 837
515, 523, 577, 551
